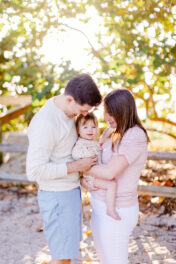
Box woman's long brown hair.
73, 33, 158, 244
104, 88, 149, 147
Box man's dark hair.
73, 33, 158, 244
65, 73, 102, 106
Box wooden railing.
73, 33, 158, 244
0, 95, 32, 164
0, 96, 175, 198
0, 143, 175, 198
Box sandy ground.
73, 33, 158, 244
0, 131, 176, 264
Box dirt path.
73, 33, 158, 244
0, 131, 176, 264
0, 189, 176, 264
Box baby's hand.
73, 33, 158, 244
80, 177, 98, 191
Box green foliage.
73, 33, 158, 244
0, 0, 176, 139
57, 0, 176, 137
0, 0, 79, 130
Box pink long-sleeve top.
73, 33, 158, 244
91, 125, 148, 208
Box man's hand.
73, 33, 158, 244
67, 156, 98, 174
80, 177, 98, 192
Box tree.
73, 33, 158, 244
0, 0, 79, 129
0, 0, 176, 139
57, 0, 176, 139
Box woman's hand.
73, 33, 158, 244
80, 177, 98, 192
99, 127, 111, 146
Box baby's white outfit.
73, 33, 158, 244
72, 138, 101, 186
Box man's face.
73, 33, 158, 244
66, 96, 93, 118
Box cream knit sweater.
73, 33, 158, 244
26, 98, 79, 191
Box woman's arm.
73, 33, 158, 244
86, 154, 129, 181
87, 127, 147, 182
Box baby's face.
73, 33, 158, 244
79, 120, 98, 140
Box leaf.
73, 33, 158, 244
153, 208, 159, 214
24, 203, 30, 207
4, 72, 12, 81
118, 9, 125, 14
1, 193, 12, 200
151, 197, 165, 204
162, 180, 173, 187
126, 78, 138, 84
36, 225, 43, 232
153, 180, 162, 186
0, 184, 9, 189
86, 259, 92, 262
152, 233, 158, 239
83, 211, 91, 219
86, 230, 92, 237
162, 226, 168, 231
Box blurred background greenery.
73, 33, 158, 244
0, 0, 176, 150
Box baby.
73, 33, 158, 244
72, 112, 121, 220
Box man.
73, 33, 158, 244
26, 73, 102, 264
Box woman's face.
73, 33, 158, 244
104, 108, 117, 128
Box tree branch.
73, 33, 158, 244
139, 80, 158, 117
146, 127, 176, 140
147, 86, 157, 117
149, 117, 176, 126
54, 0, 107, 65
57, 22, 108, 65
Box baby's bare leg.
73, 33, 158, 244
93, 178, 121, 220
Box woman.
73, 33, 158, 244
82, 88, 149, 264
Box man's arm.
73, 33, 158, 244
26, 120, 65, 182
67, 157, 97, 174
26, 119, 97, 182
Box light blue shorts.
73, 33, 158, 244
38, 187, 82, 260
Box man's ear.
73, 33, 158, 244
66, 95, 74, 104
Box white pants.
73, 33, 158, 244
91, 196, 139, 264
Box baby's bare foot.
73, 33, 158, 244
107, 210, 121, 220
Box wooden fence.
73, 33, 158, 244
0, 144, 175, 198
0, 95, 32, 164
0, 95, 176, 198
